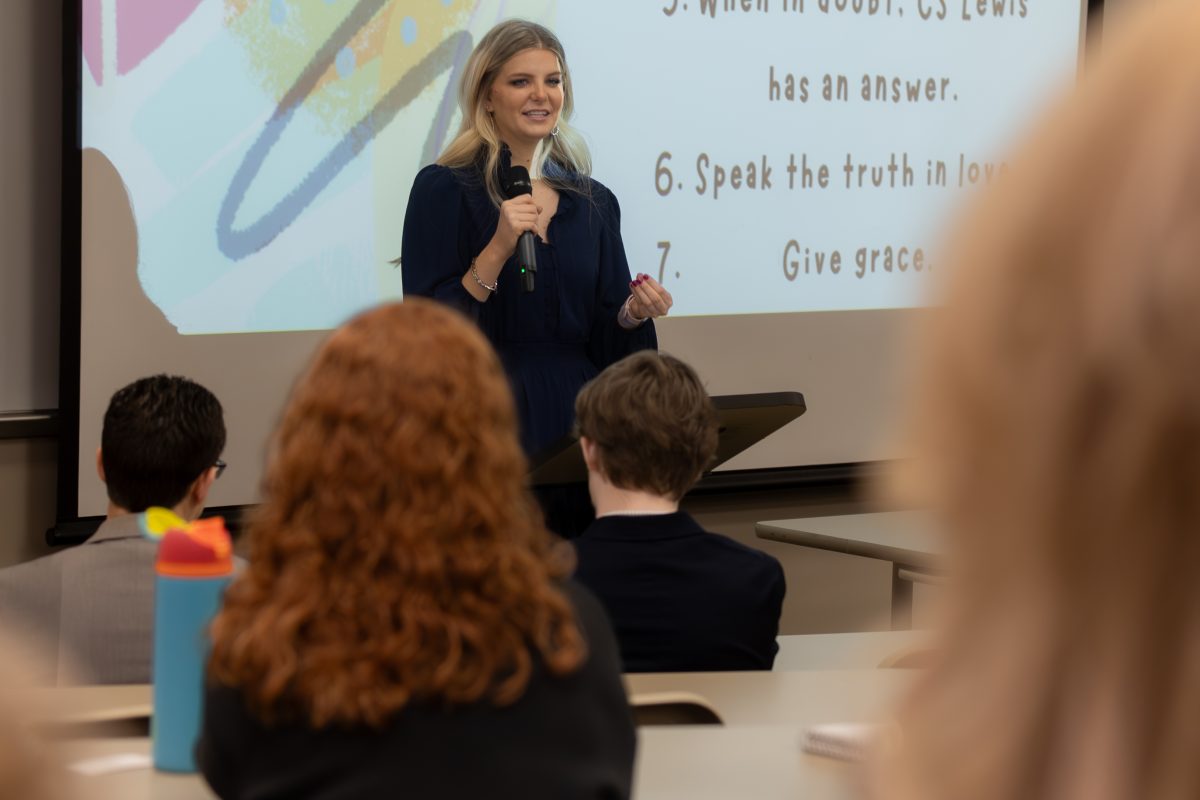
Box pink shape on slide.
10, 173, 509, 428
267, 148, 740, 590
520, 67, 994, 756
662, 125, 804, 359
82, 0, 103, 85
116, 0, 204, 76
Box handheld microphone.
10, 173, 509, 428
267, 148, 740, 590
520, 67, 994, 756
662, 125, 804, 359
503, 165, 537, 292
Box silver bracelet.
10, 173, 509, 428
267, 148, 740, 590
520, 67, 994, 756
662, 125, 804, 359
618, 295, 648, 329
470, 258, 498, 293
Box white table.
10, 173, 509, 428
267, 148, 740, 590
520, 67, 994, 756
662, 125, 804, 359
59, 725, 868, 800
774, 631, 931, 671
625, 669, 909, 726
29, 684, 151, 727
37, 670, 912, 731
756, 511, 941, 628
50, 671, 911, 799
636, 725, 863, 800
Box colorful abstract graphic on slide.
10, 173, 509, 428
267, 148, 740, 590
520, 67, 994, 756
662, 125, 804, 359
82, 0, 1083, 334
82, 0, 551, 334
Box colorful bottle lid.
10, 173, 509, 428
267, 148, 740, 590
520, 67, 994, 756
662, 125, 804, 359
140, 506, 187, 540
155, 517, 234, 578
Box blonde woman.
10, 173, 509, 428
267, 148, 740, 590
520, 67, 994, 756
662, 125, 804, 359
876, 3, 1200, 799
400, 20, 671, 457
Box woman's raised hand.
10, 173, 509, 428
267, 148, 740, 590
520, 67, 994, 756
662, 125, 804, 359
628, 273, 673, 320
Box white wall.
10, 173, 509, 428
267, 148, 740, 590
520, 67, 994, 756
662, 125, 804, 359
0, 1, 60, 567
1, 1, 60, 411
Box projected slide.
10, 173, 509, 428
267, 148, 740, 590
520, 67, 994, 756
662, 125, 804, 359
81, 0, 1083, 334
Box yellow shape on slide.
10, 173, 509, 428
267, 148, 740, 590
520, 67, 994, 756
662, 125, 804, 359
222, 0, 472, 133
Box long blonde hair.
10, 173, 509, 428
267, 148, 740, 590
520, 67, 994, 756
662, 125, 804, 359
878, 3, 1200, 799
437, 19, 591, 208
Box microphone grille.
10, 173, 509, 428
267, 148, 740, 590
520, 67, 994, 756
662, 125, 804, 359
503, 165, 533, 197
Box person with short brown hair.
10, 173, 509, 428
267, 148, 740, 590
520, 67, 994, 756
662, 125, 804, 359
574, 350, 718, 501
0, 374, 225, 685
573, 351, 785, 672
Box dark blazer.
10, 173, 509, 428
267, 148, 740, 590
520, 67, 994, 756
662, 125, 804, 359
401, 164, 656, 455
197, 580, 636, 800
573, 511, 786, 673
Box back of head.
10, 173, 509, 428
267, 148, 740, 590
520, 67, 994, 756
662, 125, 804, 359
209, 299, 582, 728
101, 374, 225, 512
879, 4, 1200, 799
575, 351, 718, 500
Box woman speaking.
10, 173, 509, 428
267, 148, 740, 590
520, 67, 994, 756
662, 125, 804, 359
401, 19, 672, 457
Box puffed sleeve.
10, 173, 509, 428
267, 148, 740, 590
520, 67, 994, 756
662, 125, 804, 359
400, 165, 483, 318
586, 185, 657, 369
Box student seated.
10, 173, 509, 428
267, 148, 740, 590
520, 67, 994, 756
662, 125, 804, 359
0, 375, 225, 684
572, 350, 785, 672
870, 4, 1200, 799
199, 300, 635, 800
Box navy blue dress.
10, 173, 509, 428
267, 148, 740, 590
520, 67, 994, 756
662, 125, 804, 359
401, 163, 657, 456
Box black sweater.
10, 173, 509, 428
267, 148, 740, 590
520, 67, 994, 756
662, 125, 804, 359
574, 511, 785, 673
197, 581, 635, 800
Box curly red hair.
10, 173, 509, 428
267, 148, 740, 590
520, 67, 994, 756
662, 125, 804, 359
208, 299, 584, 728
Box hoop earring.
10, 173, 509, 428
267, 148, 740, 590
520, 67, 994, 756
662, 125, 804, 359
550, 125, 560, 137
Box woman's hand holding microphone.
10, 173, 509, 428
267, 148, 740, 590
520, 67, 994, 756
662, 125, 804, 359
464, 195, 541, 300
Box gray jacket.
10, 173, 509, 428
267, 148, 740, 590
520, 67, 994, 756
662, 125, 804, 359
0, 514, 158, 684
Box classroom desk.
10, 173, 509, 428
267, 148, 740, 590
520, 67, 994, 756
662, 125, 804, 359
756, 511, 942, 629
59, 725, 867, 800
35, 671, 907, 734
23, 633, 931, 734
625, 669, 910, 726
35, 670, 912, 730
29, 684, 151, 727
637, 724, 865, 800
50, 671, 911, 799
774, 630, 932, 671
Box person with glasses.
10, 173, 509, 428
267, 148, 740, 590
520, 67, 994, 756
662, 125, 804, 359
0, 374, 226, 684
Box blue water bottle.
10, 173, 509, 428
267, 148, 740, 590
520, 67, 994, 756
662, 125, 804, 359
151, 516, 233, 772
